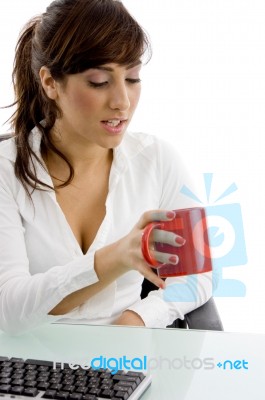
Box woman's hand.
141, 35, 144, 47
51, 209, 186, 316
96, 210, 186, 289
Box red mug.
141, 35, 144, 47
141, 207, 212, 278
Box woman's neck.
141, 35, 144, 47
43, 127, 113, 181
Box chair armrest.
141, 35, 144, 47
185, 297, 223, 331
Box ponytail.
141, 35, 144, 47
11, 18, 73, 198
12, 18, 41, 135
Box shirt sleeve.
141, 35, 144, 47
127, 138, 214, 327
0, 169, 100, 335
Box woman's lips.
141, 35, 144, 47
101, 119, 127, 135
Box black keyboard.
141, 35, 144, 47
0, 357, 151, 400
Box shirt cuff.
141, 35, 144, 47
127, 295, 173, 328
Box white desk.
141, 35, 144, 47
0, 324, 265, 400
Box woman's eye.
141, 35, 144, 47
126, 78, 141, 84
88, 78, 141, 88
88, 81, 108, 88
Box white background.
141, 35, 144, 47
0, 0, 265, 333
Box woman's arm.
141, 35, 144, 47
122, 139, 214, 328
49, 211, 175, 315
0, 165, 180, 333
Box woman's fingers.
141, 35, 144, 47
152, 250, 179, 265
137, 261, 165, 289
136, 209, 176, 229
152, 229, 186, 247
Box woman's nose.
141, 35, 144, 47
108, 83, 130, 111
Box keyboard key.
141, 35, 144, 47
62, 385, 75, 393
25, 371, 37, 376
100, 383, 114, 390
119, 381, 137, 390
87, 371, 99, 378
37, 382, 50, 390
88, 388, 101, 396
0, 378, 11, 385
25, 360, 54, 367
126, 372, 145, 381
43, 389, 58, 398
38, 372, 50, 379
12, 378, 24, 386
0, 384, 11, 393
74, 370, 87, 377
75, 386, 88, 394
75, 377, 88, 385
10, 386, 24, 395
0, 358, 9, 363
1, 367, 13, 374
50, 384, 63, 391
114, 391, 130, 400
100, 388, 115, 398
55, 390, 70, 399
50, 377, 62, 384
0, 372, 11, 378
37, 376, 49, 382
38, 366, 50, 372
23, 387, 39, 397
25, 380, 37, 388
13, 362, 26, 369
14, 368, 25, 375
113, 385, 133, 395
1, 362, 12, 368
62, 370, 74, 376
113, 370, 125, 376
68, 394, 82, 400
26, 365, 37, 371
100, 372, 112, 379
87, 383, 99, 389
113, 375, 141, 385
50, 372, 62, 377
12, 373, 24, 380
62, 378, 75, 386
10, 358, 24, 363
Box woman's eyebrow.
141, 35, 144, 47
92, 61, 142, 72
125, 61, 142, 70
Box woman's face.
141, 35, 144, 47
50, 62, 142, 148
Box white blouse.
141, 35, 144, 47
0, 128, 212, 334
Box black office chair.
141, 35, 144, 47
0, 133, 223, 331
141, 278, 223, 330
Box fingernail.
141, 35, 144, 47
169, 255, 178, 264
159, 282, 165, 289
166, 211, 176, 219
175, 236, 186, 245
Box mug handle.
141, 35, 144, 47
141, 222, 164, 267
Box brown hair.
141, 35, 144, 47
10, 0, 151, 196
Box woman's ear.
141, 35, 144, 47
39, 66, 58, 100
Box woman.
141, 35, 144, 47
0, 0, 212, 334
